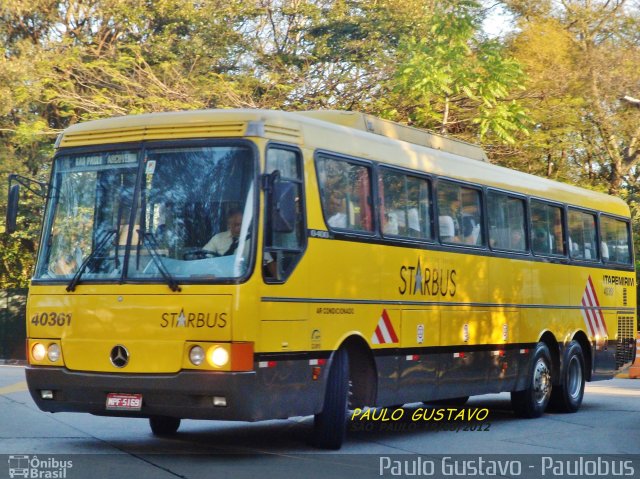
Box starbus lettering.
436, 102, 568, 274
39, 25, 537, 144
398, 260, 457, 297
160, 308, 227, 328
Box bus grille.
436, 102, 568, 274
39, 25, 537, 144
616, 315, 636, 369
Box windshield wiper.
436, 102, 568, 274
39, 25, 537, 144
66, 229, 116, 292
142, 231, 181, 292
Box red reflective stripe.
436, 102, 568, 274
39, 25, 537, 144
374, 327, 385, 344
381, 309, 399, 343
582, 297, 598, 337
587, 276, 601, 307
585, 276, 608, 336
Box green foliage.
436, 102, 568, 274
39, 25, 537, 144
389, 0, 529, 144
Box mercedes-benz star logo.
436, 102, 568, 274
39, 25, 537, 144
110, 345, 129, 368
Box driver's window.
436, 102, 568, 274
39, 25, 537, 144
264, 146, 306, 282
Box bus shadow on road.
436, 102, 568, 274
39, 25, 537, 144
104, 396, 526, 454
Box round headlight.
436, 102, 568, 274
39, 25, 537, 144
208, 346, 229, 368
47, 343, 61, 362
32, 343, 46, 362
189, 346, 205, 366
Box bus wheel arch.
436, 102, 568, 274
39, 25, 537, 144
341, 335, 378, 408
571, 331, 592, 382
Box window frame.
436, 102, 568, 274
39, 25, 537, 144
33, 139, 261, 286
529, 198, 568, 259
377, 164, 436, 244
435, 178, 487, 249
314, 151, 377, 238
486, 188, 530, 255
599, 213, 633, 266
262, 142, 308, 284
567, 206, 600, 263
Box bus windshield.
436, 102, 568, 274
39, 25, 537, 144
35, 143, 257, 284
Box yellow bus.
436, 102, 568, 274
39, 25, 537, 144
7, 109, 636, 449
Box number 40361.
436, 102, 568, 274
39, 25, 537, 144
31, 312, 72, 327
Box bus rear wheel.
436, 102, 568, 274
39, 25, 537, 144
149, 416, 181, 436
511, 342, 552, 418
313, 347, 349, 449
549, 341, 585, 413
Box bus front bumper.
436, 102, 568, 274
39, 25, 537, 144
25, 365, 320, 421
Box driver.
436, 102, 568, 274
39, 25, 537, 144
203, 209, 243, 256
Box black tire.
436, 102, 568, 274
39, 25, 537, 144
313, 348, 349, 449
511, 342, 553, 418
425, 396, 469, 407
549, 341, 585, 413
149, 416, 181, 436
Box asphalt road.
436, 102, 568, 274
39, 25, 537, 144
1, 365, 639, 478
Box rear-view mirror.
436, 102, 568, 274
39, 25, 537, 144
272, 180, 297, 233
6, 183, 19, 234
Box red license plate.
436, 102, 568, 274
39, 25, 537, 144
106, 393, 143, 411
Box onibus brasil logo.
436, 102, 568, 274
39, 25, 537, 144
8, 455, 73, 478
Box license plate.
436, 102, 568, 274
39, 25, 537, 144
106, 393, 143, 411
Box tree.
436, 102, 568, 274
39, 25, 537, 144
502, 0, 640, 194
0, 0, 533, 286
387, 0, 530, 145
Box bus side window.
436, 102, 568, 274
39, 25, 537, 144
568, 209, 598, 261
531, 200, 565, 256
264, 146, 306, 282
379, 168, 433, 240
600, 215, 632, 264
487, 192, 526, 252
437, 181, 484, 246
316, 157, 373, 233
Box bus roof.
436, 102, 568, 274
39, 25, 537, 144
57, 109, 629, 217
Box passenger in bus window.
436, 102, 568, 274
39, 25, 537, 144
552, 220, 564, 254
462, 216, 479, 244
383, 211, 399, 235
203, 209, 244, 256
439, 215, 456, 242
326, 190, 347, 228
407, 207, 421, 237
438, 190, 462, 239
532, 228, 550, 253
510, 228, 525, 250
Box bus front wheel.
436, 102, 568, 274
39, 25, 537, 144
313, 348, 349, 449
549, 341, 585, 413
149, 416, 181, 436
511, 342, 552, 418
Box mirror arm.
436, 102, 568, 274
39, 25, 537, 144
9, 174, 47, 198
260, 170, 280, 193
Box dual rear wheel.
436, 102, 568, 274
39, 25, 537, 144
511, 340, 585, 418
